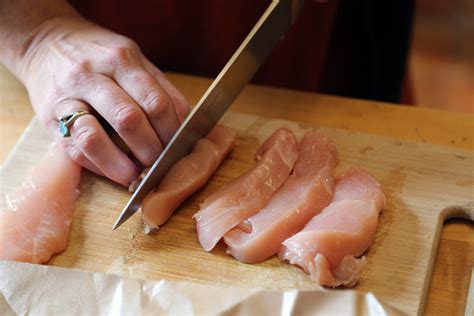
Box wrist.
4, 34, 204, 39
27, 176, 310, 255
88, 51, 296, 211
0, 0, 81, 81
16, 15, 91, 85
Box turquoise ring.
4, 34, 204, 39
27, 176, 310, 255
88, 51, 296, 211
58, 110, 91, 137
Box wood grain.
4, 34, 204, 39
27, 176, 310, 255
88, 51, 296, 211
2, 112, 473, 316
1, 66, 473, 315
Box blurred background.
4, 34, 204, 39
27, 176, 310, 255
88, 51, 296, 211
76, 0, 473, 113
1, 0, 472, 114
411, 0, 473, 113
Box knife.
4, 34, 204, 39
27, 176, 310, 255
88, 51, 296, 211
113, 0, 305, 230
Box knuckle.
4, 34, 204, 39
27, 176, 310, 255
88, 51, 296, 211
75, 127, 103, 153
105, 47, 128, 66
67, 60, 91, 83
113, 46, 129, 61
108, 44, 136, 66
116, 36, 139, 51
143, 93, 171, 118
120, 37, 139, 50
114, 105, 142, 132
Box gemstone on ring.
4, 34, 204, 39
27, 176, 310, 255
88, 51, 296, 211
58, 110, 90, 137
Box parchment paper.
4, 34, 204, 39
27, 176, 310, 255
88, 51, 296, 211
0, 261, 405, 315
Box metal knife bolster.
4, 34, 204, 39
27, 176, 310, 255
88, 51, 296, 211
112, 0, 305, 230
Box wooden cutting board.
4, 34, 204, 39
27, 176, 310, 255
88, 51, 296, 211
1, 112, 473, 315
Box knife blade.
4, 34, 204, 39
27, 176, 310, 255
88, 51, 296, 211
112, 0, 305, 230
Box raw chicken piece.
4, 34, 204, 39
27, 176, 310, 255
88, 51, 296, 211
224, 131, 338, 263
141, 125, 237, 231
0, 143, 81, 264
194, 127, 298, 251
279, 167, 386, 287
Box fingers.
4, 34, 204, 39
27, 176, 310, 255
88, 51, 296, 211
72, 114, 139, 186
50, 40, 189, 176
113, 65, 181, 144
53, 100, 139, 186
87, 42, 187, 138
81, 74, 164, 167
35, 34, 190, 187
62, 141, 104, 176
141, 57, 191, 123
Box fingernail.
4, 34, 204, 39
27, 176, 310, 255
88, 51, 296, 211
119, 163, 139, 187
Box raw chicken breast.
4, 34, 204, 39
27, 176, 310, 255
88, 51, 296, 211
194, 127, 298, 251
0, 143, 81, 264
141, 125, 237, 231
224, 131, 338, 263
279, 167, 385, 287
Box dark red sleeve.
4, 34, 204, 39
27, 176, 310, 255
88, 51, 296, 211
69, 0, 337, 90
69, 0, 414, 104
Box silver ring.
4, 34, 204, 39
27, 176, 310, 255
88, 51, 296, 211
58, 110, 91, 137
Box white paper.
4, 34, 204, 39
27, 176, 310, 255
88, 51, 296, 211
0, 261, 406, 315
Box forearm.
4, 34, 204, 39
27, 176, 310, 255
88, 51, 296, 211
0, 0, 79, 78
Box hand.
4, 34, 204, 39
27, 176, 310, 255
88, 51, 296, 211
18, 16, 190, 186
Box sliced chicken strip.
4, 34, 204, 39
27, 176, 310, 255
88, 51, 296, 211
194, 127, 298, 251
279, 167, 385, 287
224, 131, 338, 263
141, 125, 237, 231
0, 143, 81, 264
